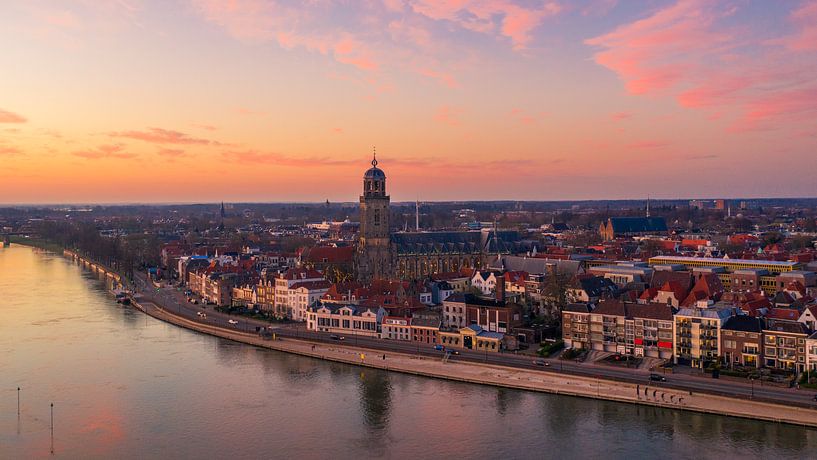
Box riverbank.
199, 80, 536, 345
37, 244, 815, 429
128, 296, 817, 428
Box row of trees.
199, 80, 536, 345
35, 220, 161, 282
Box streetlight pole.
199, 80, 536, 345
17, 387, 20, 415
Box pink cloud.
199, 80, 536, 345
434, 105, 460, 126
333, 36, 378, 71
110, 128, 212, 145
626, 140, 670, 149
775, 1, 817, 51
409, 1, 563, 49
416, 68, 459, 88
193, 124, 218, 131
73, 144, 136, 159
235, 107, 267, 116
611, 111, 632, 121
0, 146, 21, 155
509, 108, 546, 124
586, 1, 817, 131
0, 109, 27, 123
192, 1, 379, 72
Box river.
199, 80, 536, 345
1, 244, 815, 459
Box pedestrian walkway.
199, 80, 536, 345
131, 297, 817, 428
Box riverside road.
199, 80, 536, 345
133, 273, 817, 410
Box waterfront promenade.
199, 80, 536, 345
57, 247, 817, 428
129, 296, 817, 428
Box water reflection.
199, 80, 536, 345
1, 244, 815, 459
493, 387, 522, 416
358, 370, 392, 431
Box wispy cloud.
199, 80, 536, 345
509, 108, 546, 124
685, 154, 718, 160
110, 127, 213, 145
220, 149, 360, 167
626, 140, 670, 150
409, 1, 563, 49
611, 111, 632, 121
434, 105, 460, 126
0, 109, 27, 123
586, 0, 817, 131
0, 146, 22, 155
72, 144, 136, 159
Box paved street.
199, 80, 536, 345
132, 273, 817, 410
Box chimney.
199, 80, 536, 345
495, 279, 505, 302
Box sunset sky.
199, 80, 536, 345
1, 0, 816, 204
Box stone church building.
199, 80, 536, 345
355, 155, 524, 281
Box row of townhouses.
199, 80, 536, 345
563, 300, 817, 373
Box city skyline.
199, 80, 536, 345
2, 0, 817, 204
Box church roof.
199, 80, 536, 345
390, 230, 521, 255
608, 217, 668, 234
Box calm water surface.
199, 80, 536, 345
1, 244, 815, 459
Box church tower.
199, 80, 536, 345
357, 151, 392, 281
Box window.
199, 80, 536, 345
373, 209, 380, 226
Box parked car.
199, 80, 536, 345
533, 359, 550, 367
433, 345, 445, 351
228, 319, 239, 325
330, 334, 344, 341
649, 373, 666, 382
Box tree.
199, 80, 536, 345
540, 270, 572, 324
762, 231, 783, 246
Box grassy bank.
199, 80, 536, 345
8, 236, 65, 253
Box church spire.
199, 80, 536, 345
371, 146, 377, 167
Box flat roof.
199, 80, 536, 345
649, 256, 797, 267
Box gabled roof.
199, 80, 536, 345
765, 308, 801, 321
290, 280, 332, 291
607, 217, 668, 233
303, 245, 354, 264
281, 267, 323, 280
681, 274, 723, 307
657, 280, 689, 301
650, 270, 693, 291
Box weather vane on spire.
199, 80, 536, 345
372, 146, 378, 167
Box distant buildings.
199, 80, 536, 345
599, 217, 668, 241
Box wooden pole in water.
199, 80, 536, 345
50, 403, 54, 455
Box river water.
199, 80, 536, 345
1, 244, 815, 459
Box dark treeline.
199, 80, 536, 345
35, 220, 160, 282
